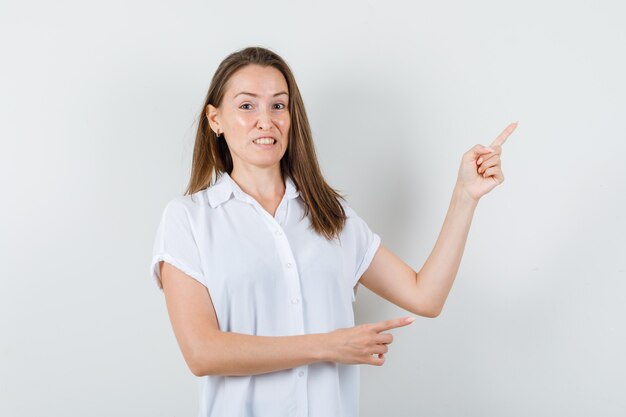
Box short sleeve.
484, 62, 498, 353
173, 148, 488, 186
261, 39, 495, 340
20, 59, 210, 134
150, 199, 206, 291
343, 203, 382, 301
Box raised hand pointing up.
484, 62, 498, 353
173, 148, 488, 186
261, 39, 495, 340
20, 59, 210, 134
456, 121, 518, 201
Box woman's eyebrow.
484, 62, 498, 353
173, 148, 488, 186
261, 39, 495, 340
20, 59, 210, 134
234, 91, 289, 98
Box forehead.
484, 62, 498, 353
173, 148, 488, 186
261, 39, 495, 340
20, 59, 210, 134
226, 65, 288, 97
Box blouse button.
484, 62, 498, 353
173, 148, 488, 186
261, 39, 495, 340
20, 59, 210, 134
298, 371, 304, 377
275, 230, 282, 236
291, 298, 300, 304
286, 262, 293, 269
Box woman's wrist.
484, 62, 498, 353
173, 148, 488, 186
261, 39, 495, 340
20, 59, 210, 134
453, 182, 481, 207
312, 331, 333, 363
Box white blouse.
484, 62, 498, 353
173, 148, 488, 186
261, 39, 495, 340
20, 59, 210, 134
150, 171, 381, 417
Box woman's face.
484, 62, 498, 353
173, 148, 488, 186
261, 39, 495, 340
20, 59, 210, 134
207, 64, 290, 172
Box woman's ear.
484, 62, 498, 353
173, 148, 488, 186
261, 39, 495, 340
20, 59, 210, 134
206, 104, 220, 134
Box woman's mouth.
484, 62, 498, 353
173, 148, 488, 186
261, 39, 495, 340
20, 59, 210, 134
253, 137, 277, 148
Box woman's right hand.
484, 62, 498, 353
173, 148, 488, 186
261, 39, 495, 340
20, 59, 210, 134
324, 316, 416, 366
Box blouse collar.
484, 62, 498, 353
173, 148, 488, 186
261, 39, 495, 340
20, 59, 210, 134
206, 171, 300, 208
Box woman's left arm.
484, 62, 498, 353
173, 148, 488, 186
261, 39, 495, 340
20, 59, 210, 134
359, 122, 518, 317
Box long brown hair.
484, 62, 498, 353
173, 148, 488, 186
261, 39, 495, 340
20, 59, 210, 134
184, 46, 347, 241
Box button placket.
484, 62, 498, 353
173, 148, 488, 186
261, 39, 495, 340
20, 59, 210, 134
251, 201, 305, 336
295, 365, 308, 417
235, 185, 308, 416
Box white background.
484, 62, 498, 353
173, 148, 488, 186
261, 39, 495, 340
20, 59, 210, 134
1, 0, 625, 416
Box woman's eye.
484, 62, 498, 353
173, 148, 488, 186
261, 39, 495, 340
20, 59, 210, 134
239, 103, 286, 110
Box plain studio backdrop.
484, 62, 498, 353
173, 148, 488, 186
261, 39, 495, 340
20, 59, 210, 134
1, 0, 624, 416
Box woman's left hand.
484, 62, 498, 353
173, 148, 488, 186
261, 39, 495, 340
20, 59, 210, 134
456, 122, 518, 202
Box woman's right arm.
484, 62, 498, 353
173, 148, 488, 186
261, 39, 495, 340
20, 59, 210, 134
160, 261, 413, 377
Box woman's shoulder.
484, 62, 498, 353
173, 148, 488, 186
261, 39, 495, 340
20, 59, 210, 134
338, 198, 359, 219
160, 189, 210, 219
337, 198, 378, 234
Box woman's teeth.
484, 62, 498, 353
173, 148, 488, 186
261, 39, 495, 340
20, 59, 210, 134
254, 138, 275, 145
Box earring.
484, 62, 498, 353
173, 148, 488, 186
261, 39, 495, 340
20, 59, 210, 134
215, 130, 222, 139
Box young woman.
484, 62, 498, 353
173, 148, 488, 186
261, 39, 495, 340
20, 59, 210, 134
150, 46, 517, 417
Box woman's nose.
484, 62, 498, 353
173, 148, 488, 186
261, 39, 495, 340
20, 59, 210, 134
256, 107, 272, 129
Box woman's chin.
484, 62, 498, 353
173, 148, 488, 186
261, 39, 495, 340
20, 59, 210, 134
244, 157, 284, 170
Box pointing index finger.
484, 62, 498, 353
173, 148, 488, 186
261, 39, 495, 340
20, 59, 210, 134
490, 121, 518, 147
372, 316, 416, 333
